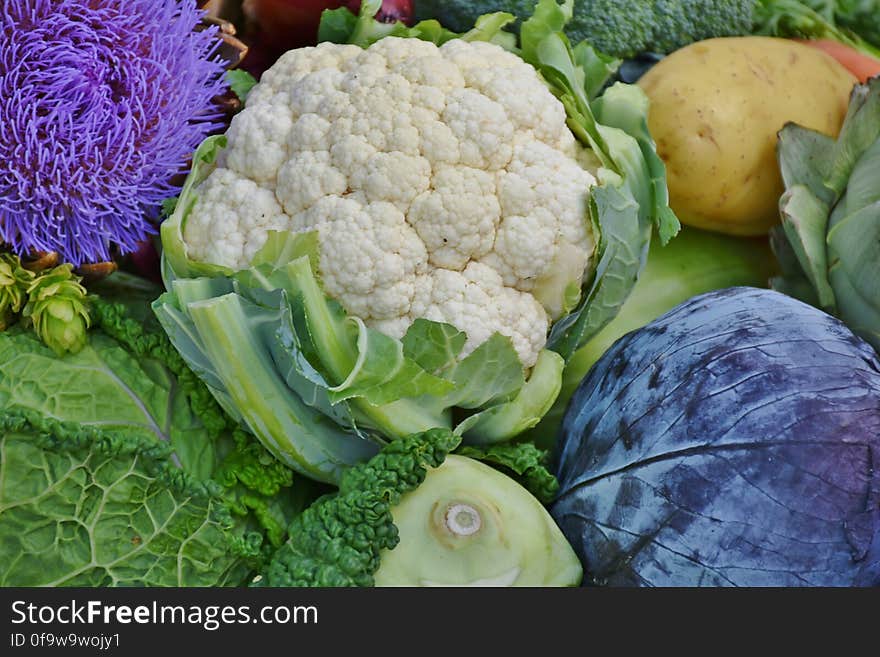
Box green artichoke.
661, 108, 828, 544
0, 253, 35, 330
772, 77, 880, 351
23, 264, 91, 356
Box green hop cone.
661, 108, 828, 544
23, 264, 91, 356
0, 253, 36, 330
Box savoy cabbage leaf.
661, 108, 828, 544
0, 288, 317, 586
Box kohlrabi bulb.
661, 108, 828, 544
374, 455, 582, 586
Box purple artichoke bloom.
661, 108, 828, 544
0, 0, 228, 265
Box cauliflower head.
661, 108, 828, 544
183, 38, 597, 368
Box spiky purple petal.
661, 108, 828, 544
0, 0, 228, 265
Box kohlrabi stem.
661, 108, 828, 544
445, 503, 482, 537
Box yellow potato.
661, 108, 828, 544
639, 37, 856, 236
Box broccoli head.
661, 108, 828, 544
567, 0, 654, 59
649, 0, 755, 53
415, 0, 755, 58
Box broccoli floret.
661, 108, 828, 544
414, 0, 533, 33
566, 0, 654, 59
416, 0, 653, 58
416, 0, 757, 58
648, 0, 755, 53
256, 428, 460, 587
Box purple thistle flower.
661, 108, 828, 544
0, 0, 228, 265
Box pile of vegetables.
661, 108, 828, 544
2, 0, 880, 588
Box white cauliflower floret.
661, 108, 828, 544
294, 196, 428, 321
186, 168, 288, 266
415, 263, 550, 368
408, 166, 500, 270
183, 38, 597, 367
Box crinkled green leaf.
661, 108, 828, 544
0, 328, 222, 479
258, 428, 459, 587
0, 292, 314, 583
0, 412, 249, 587
457, 442, 559, 504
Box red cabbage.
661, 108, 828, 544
553, 287, 880, 586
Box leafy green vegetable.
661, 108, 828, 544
0, 286, 317, 585
257, 428, 459, 587
457, 442, 559, 504
0, 410, 254, 586
321, 0, 517, 49
755, 0, 880, 59
772, 77, 880, 350
226, 69, 258, 105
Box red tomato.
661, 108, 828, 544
797, 39, 880, 83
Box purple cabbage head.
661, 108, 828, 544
0, 0, 228, 265
553, 287, 880, 587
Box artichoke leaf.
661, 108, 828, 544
778, 185, 835, 311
